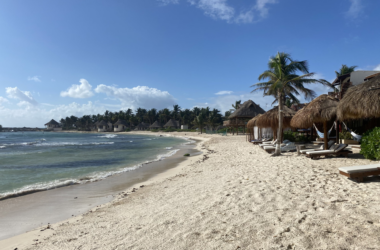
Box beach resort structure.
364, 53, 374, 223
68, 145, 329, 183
164, 119, 180, 129
181, 125, 188, 130
224, 100, 265, 134
97, 120, 108, 132
149, 121, 163, 130
136, 122, 149, 130
114, 119, 128, 132
44, 119, 62, 131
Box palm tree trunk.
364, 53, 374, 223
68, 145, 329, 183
274, 91, 283, 156
324, 121, 328, 150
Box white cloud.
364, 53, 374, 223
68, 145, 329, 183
374, 64, 380, 71
346, 0, 363, 18
60, 79, 94, 98
0, 96, 9, 104
160, 0, 277, 23
27, 76, 41, 82
6, 87, 38, 106
215, 90, 233, 95
95, 85, 176, 110
0, 101, 108, 127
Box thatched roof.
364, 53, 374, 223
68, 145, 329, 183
137, 122, 149, 128
164, 119, 179, 128
45, 119, 59, 126
256, 106, 296, 129
150, 121, 162, 128
114, 119, 127, 126
246, 114, 262, 129
229, 100, 265, 119
97, 120, 108, 126
94, 121, 100, 126
337, 74, 380, 120
290, 94, 338, 128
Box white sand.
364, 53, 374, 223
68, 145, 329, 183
2, 132, 380, 250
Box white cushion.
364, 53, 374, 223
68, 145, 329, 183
300, 149, 322, 153
339, 164, 380, 174
306, 150, 334, 155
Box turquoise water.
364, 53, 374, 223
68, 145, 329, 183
0, 132, 186, 199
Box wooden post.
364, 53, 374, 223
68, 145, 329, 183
323, 121, 328, 150
310, 126, 313, 142
336, 121, 340, 144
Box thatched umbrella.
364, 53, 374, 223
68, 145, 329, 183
337, 73, 380, 120
290, 94, 338, 149
150, 121, 162, 129
256, 106, 296, 129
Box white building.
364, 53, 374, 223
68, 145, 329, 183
44, 119, 62, 131
97, 120, 108, 132
181, 125, 188, 130
114, 119, 128, 132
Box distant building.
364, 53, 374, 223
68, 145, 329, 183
181, 125, 188, 130
44, 119, 62, 131
97, 120, 108, 132
114, 119, 128, 132
164, 119, 180, 129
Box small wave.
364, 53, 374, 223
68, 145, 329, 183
129, 141, 133, 142
1, 141, 114, 148
0, 146, 5, 149
156, 149, 180, 161
98, 134, 117, 138
165, 147, 173, 150
143, 139, 152, 141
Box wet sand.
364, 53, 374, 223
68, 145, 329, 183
0, 139, 200, 241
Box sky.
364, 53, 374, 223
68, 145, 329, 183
1, 0, 380, 127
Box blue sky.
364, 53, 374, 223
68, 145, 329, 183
1, 0, 379, 127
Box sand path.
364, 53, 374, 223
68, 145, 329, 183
5, 133, 380, 249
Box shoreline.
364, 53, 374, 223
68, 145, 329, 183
0, 131, 208, 247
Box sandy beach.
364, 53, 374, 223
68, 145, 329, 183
2, 132, 380, 249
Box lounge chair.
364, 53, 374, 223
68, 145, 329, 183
250, 138, 269, 144
299, 140, 335, 154
258, 139, 277, 147
306, 144, 351, 160
339, 164, 380, 182
264, 142, 296, 153
260, 139, 290, 148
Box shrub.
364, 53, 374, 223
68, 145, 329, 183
151, 129, 159, 132
340, 129, 353, 140
124, 128, 131, 132
184, 154, 190, 157
360, 127, 380, 160
283, 131, 296, 142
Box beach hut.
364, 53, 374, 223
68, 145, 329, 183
97, 120, 108, 132
224, 100, 265, 135
136, 122, 149, 130
337, 74, 380, 121
114, 119, 128, 132
44, 119, 62, 131
164, 119, 179, 129
290, 94, 338, 149
256, 106, 296, 141
150, 121, 163, 130
247, 114, 262, 141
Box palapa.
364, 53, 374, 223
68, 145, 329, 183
290, 94, 339, 149
337, 74, 380, 120
44, 119, 60, 126
150, 121, 163, 129
229, 100, 265, 119
290, 95, 338, 128
114, 119, 128, 126
97, 120, 108, 126
164, 119, 179, 128
256, 106, 296, 129
247, 114, 262, 129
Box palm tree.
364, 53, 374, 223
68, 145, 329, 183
335, 64, 357, 77
251, 52, 328, 156
232, 100, 241, 111
193, 114, 205, 134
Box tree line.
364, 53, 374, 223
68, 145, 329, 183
59, 105, 229, 131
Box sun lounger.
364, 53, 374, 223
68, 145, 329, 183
250, 138, 269, 144
306, 144, 351, 159
339, 164, 380, 182
260, 140, 290, 149
300, 140, 335, 154
264, 142, 296, 153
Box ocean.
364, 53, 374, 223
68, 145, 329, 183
0, 131, 188, 200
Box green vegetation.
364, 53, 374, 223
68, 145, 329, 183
360, 127, 380, 160
184, 154, 190, 157
339, 129, 353, 140
124, 128, 131, 132
283, 131, 309, 143
251, 52, 329, 156
0, 124, 2, 131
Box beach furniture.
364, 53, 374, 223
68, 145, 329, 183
259, 139, 290, 148
305, 144, 351, 159
299, 140, 335, 154
258, 139, 278, 147
339, 164, 380, 182
264, 142, 296, 153
250, 138, 269, 144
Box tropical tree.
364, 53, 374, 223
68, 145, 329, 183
192, 113, 205, 134
335, 64, 357, 77
251, 52, 328, 156
0, 125, 2, 131
232, 100, 241, 110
